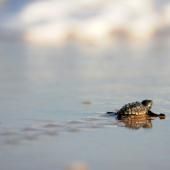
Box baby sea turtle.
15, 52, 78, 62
107, 100, 165, 119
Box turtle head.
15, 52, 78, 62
142, 100, 153, 110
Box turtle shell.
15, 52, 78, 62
117, 102, 148, 116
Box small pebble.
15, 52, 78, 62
82, 101, 92, 105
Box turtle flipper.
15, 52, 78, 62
148, 111, 166, 119
148, 110, 159, 117
158, 113, 166, 119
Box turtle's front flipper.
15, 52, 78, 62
148, 111, 166, 119
158, 113, 166, 119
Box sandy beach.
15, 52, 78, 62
0, 36, 170, 169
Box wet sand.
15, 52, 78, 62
0, 37, 170, 170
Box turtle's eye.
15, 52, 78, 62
148, 102, 152, 109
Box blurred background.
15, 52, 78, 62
0, 0, 170, 45
0, 1, 170, 170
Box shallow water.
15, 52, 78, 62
0, 37, 170, 170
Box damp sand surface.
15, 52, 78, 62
0, 39, 170, 170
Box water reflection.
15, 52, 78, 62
118, 115, 153, 129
